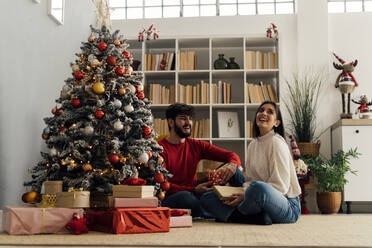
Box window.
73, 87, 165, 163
48, 0, 65, 24
109, 0, 295, 20
328, 0, 372, 13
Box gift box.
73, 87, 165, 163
209, 169, 224, 185
2, 206, 83, 235
90, 192, 113, 208
43, 181, 63, 194
170, 215, 192, 228
39, 194, 57, 208
112, 185, 155, 198
114, 197, 158, 208
87, 207, 170, 234
56, 191, 90, 208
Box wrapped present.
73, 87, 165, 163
112, 185, 154, 198
43, 181, 63, 194
90, 192, 113, 208
2, 206, 83, 235
209, 169, 224, 185
39, 194, 57, 208
114, 197, 158, 208
87, 207, 170, 234
56, 190, 90, 208
170, 215, 192, 228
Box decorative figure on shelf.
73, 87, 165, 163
138, 28, 145, 42
266, 25, 272, 38
352, 94, 372, 119
153, 28, 159, 40
332, 52, 358, 119
139, 25, 159, 42
271, 23, 278, 40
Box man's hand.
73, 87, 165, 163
220, 163, 237, 184
223, 192, 244, 207
195, 181, 213, 195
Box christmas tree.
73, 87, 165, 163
24, 25, 170, 199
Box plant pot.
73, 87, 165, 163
316, 192, 341, 214
297, 142, 320, 158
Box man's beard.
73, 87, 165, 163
174, 123, 191, 138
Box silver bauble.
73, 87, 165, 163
71, 64, 80, 72
138, 152, 149, 164
83, 125, 94, 136
113, 120, 124, 131
127, 84, 136, 94
113, 99, 122, 108
50, 148, 58, 156
124, 104, 134, 113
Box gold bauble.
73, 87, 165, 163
92, 82, 105, 94
70, 94, 76, 100
157, 190, 165, 201
120, 156, 127, 163
88, 35, 95, 43
86, 65, 91, 71
118, 87, 126, 95
114, 39, 121, 46
82, 163, 93, 171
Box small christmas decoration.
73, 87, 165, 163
88, 35, 95, 43
160, 180, 170, 191
65, 213, 89, 235
71, 99, 81, 107
114, 119, 123, 131
82, 163, 93, 171
143, 126, 151, 136
122, 178, 146, 185
95, 109, 104, 119
138, 152, 149, 164
138, 24, 159, 42
332, 52, 358, 119
74, 71, 84, 80
122, 50, 131, 59
114, 39, 121, 46
109, 154, 119, 164
266, 25, 272, 38
71, 64, 80, 72
83, 125, 94, 136
98, 41, 107, 51
154, 172, 165, 183
92, 81, 105, 94
271, 23, 278, 40
157, 190, 165, 201
138, 28, 145, 42
113, 99, 122, 108
21, 190, 41, 203
124, 104, 134, 113
106, 56, 116, 66
352, 95, 372, 119
115, 66, 124, 76
137, 92, 145, 100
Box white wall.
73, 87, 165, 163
0, 0, 95, 207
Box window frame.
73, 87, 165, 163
328, 0, 372, 12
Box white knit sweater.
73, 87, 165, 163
243, 130, 301, 198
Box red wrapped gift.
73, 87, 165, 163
87, 207, 170, 234
2, 206, 84, 235
209, 169, 224, 185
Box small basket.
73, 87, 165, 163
297, 142, 320, 158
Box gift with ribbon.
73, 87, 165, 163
56, 188, 90, 208
38, 194, 57, 208
2, 206, 84, 235
170, 209, 192, 228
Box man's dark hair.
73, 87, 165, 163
165, 103, 194, 130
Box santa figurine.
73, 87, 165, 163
138, 28, 145, 42
271, 23, 278, 40
146, 24, 154, 40
266, 26, 272, 38
153, 28, 159, 40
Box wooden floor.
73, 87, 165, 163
1, 214, 372, 247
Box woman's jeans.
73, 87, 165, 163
200, 181, 301, 223
161, 167, 246, 217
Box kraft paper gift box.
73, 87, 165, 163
112, 185, 155, 198
43, 181, 63, 194
56, 191, 90, 208
113, 197, 158, 208
2, 206, 83, 235
87, 207, 170, 234
90, 192, 113, 208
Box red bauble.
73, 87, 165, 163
108, 154, 119, 164
95, 110, 104, 119
161, 181, 171, 191
137, 92, 145, 100
148, 151, 152, 159
98, 42, 107, 51
154, 172, 165, 183
122, 50, 131, 59
59, 126, 67, 133
106, 56, 116, 66
55, 108, 63, 116
74, 71, 84, 80
115, 67, 124, 76
143, 126, 152, 136
71, 99, 81, 107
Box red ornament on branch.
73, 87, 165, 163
154, 172, 165, 183
98, 42, 107, 51
59, 126, 67, 133
108, 154, 119, 164
122, 50, 131, 59
137, 92, 145, 100
115, 67, 124, 76
148, 151, 152, 159
143, 126, 152, 137
106, 56, 116, 66
160, 180, 170, 191
94, 110, 104, 119
71, 99, 81, 107
74, 71, 84, 80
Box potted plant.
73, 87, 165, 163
305, 148, 359, 214
283, 68, 328, 157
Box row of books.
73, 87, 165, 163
246, 82, 278, 103
178, 50, 197, 70
144, 52, 175, 71
245, 51, 278, 69
246, 120, 253, 138
148, 84, 176, 104
154, 118, 210, 138
178, 80, 209, 104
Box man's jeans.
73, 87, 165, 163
200, 181, 301, 223
161, 167, 246, 217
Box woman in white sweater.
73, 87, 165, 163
201, 101, 301, 225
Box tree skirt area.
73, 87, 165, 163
0, 214, 372, 247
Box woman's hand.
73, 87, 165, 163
223, 192, 244, 207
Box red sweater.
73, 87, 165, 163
158, 138, 241, 195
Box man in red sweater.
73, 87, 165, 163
158, 103, 245, 217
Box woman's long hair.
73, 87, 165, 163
252, 101, 285, 138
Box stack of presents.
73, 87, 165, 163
2, 181, 192, 235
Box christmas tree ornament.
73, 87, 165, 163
118, 87, 126, 96
138, 152, 149, 164
22, 191, 41, 203
113, 99, 122, 108
120, 156, 127, 163
127, 84, 136, 94
160, 180, 170, 191
83, 125, 94, 136
143, 126, 152, 136
82, 163, 93, 171
98, 41, 107, 51
137, 92, 145, 100
65, 213, 89, 235
42, 133, 49, 140
106, 56, 116, 66
59, 126, 67, 133
136, 84, 144, 92
158, 156, 164, 164
71, 99, 81, 107
124, 67, 132, 75
97, 99, 105, 107
50, 148, 58, 156
115, 67, 124, 76
109, 154, 119, 164
92, 81, 106, 94
113, 119, 123, 131
95, 110, 105, 119
157, 190, 165, 201
86, 65, 91, 71
122, 50, 131, 59
114, 39, 121, 46
124, 104, 134, 113
71, 64, 80, 72
148, 151, 152, 159
55, 108, 63, 116
154, 172, 165, 183
91, 59, 100, 67
88, 35, 95, 43
60, 85, 72, 99
74, 71, 85, 80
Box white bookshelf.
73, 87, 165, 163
126, 36, 280, 165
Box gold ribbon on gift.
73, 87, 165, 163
41, 208, 46, 233
67, 187, 84, 192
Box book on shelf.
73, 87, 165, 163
246, 82, 278, 103
246, 120, 253, 138
245, 50, 278, 69
179, 50, 197, 70
245, 50, 256, 69
145, 52, 175, 71
213, 185, 245, 201
147, 83, 175, 104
